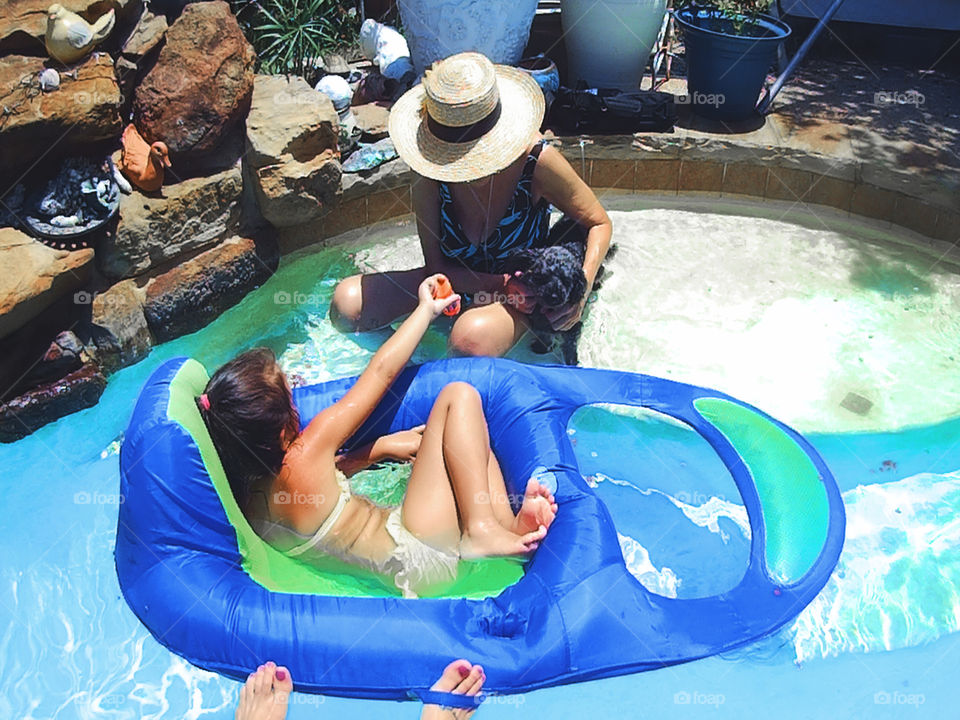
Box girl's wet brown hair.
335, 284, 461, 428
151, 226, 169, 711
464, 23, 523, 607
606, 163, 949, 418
196, 347, 300, 508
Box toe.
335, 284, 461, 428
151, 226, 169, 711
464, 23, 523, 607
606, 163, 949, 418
254, 666, 271, 696
521, 525, 547, 547
453, 666, 483, 694
463, 666, 485, 696
274, 666, 293, 693
431, 659, 472, 692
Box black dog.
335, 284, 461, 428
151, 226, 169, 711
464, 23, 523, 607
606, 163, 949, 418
505, 216, 613, 365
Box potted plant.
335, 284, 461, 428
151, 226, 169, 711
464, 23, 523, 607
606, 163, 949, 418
672, 0, 790, 120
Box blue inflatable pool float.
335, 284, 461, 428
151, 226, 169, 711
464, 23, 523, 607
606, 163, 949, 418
116, 356, 844, 703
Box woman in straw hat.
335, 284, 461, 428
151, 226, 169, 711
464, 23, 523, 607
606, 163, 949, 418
331, 51, 612, 357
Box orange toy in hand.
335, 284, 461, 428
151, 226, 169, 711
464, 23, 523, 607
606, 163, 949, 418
433, 275, 460, 316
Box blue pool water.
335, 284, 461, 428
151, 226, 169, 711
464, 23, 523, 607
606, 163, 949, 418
2, 224, 959, 719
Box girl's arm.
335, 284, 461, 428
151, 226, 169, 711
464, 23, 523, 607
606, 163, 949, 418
335, 426, 424, 477
298, 276, 458, 457
412, 176, 512, 295
533, 144, 613, 331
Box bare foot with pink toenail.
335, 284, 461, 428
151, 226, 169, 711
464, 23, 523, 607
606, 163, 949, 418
421, 659, 485, 720
235, 661, 293, 720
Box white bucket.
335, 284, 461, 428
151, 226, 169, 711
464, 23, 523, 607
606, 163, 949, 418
561, 0, 667, 90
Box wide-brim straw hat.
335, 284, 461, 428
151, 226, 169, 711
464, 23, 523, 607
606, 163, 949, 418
388, 51, 545, 183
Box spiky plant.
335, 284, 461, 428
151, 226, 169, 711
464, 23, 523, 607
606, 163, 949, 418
673, 0, 776, 36
230, 0, 361, 77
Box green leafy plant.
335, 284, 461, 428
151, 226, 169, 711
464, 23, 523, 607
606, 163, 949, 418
673, 0, 776, 36
230, 0, 361, 76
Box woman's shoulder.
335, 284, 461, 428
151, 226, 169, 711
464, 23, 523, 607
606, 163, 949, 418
529, 135, 570, 200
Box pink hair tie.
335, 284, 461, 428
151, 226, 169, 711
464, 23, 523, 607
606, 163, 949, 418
198, 394, 211, 411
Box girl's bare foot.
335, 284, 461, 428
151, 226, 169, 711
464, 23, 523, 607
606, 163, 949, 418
235, 662, 292, 720
511, 479, 558, 536
421, 659, 485, 720
460, 519, 546, 559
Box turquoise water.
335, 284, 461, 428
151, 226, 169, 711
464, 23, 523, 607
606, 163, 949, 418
2, 228, 959, 719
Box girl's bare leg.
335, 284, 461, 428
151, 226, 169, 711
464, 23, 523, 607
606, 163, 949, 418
485, 451, 516, 530
402, 383, 546, 558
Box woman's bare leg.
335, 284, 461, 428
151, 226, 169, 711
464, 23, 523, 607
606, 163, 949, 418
402, 383, 546, 557
448, 302, 529, 357
330, 267, 428, 332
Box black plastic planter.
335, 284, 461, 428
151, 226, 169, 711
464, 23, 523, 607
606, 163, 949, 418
674, 6, 791, 120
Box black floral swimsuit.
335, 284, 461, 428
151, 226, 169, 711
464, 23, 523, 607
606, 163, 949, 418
437, 138, 553, 276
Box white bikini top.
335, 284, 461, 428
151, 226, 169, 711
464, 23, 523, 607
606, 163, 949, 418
253, 469, 353, 557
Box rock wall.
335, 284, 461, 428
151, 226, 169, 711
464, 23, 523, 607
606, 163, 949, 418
0, 0, 312, 441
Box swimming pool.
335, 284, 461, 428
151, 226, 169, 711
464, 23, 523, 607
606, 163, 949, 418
2, 198, 958, 718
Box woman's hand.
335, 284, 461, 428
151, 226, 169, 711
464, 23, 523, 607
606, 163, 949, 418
544, 297, 586, 331
418, 274, 461, 319
376, 425, 425, 463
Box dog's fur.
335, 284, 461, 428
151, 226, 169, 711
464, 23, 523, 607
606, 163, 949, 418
504, 216, 613, 365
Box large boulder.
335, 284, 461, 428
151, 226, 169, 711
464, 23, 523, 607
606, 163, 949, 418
0, 54, 122, 175
245, 75, 342, 227
84, 278, 152, 373
132, 1, 255, 159
98, 161, 242, 279
143, 234, 279, 341
0, 0, 139, 55
0, 361, 106, 443
0, 228, 94, 340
